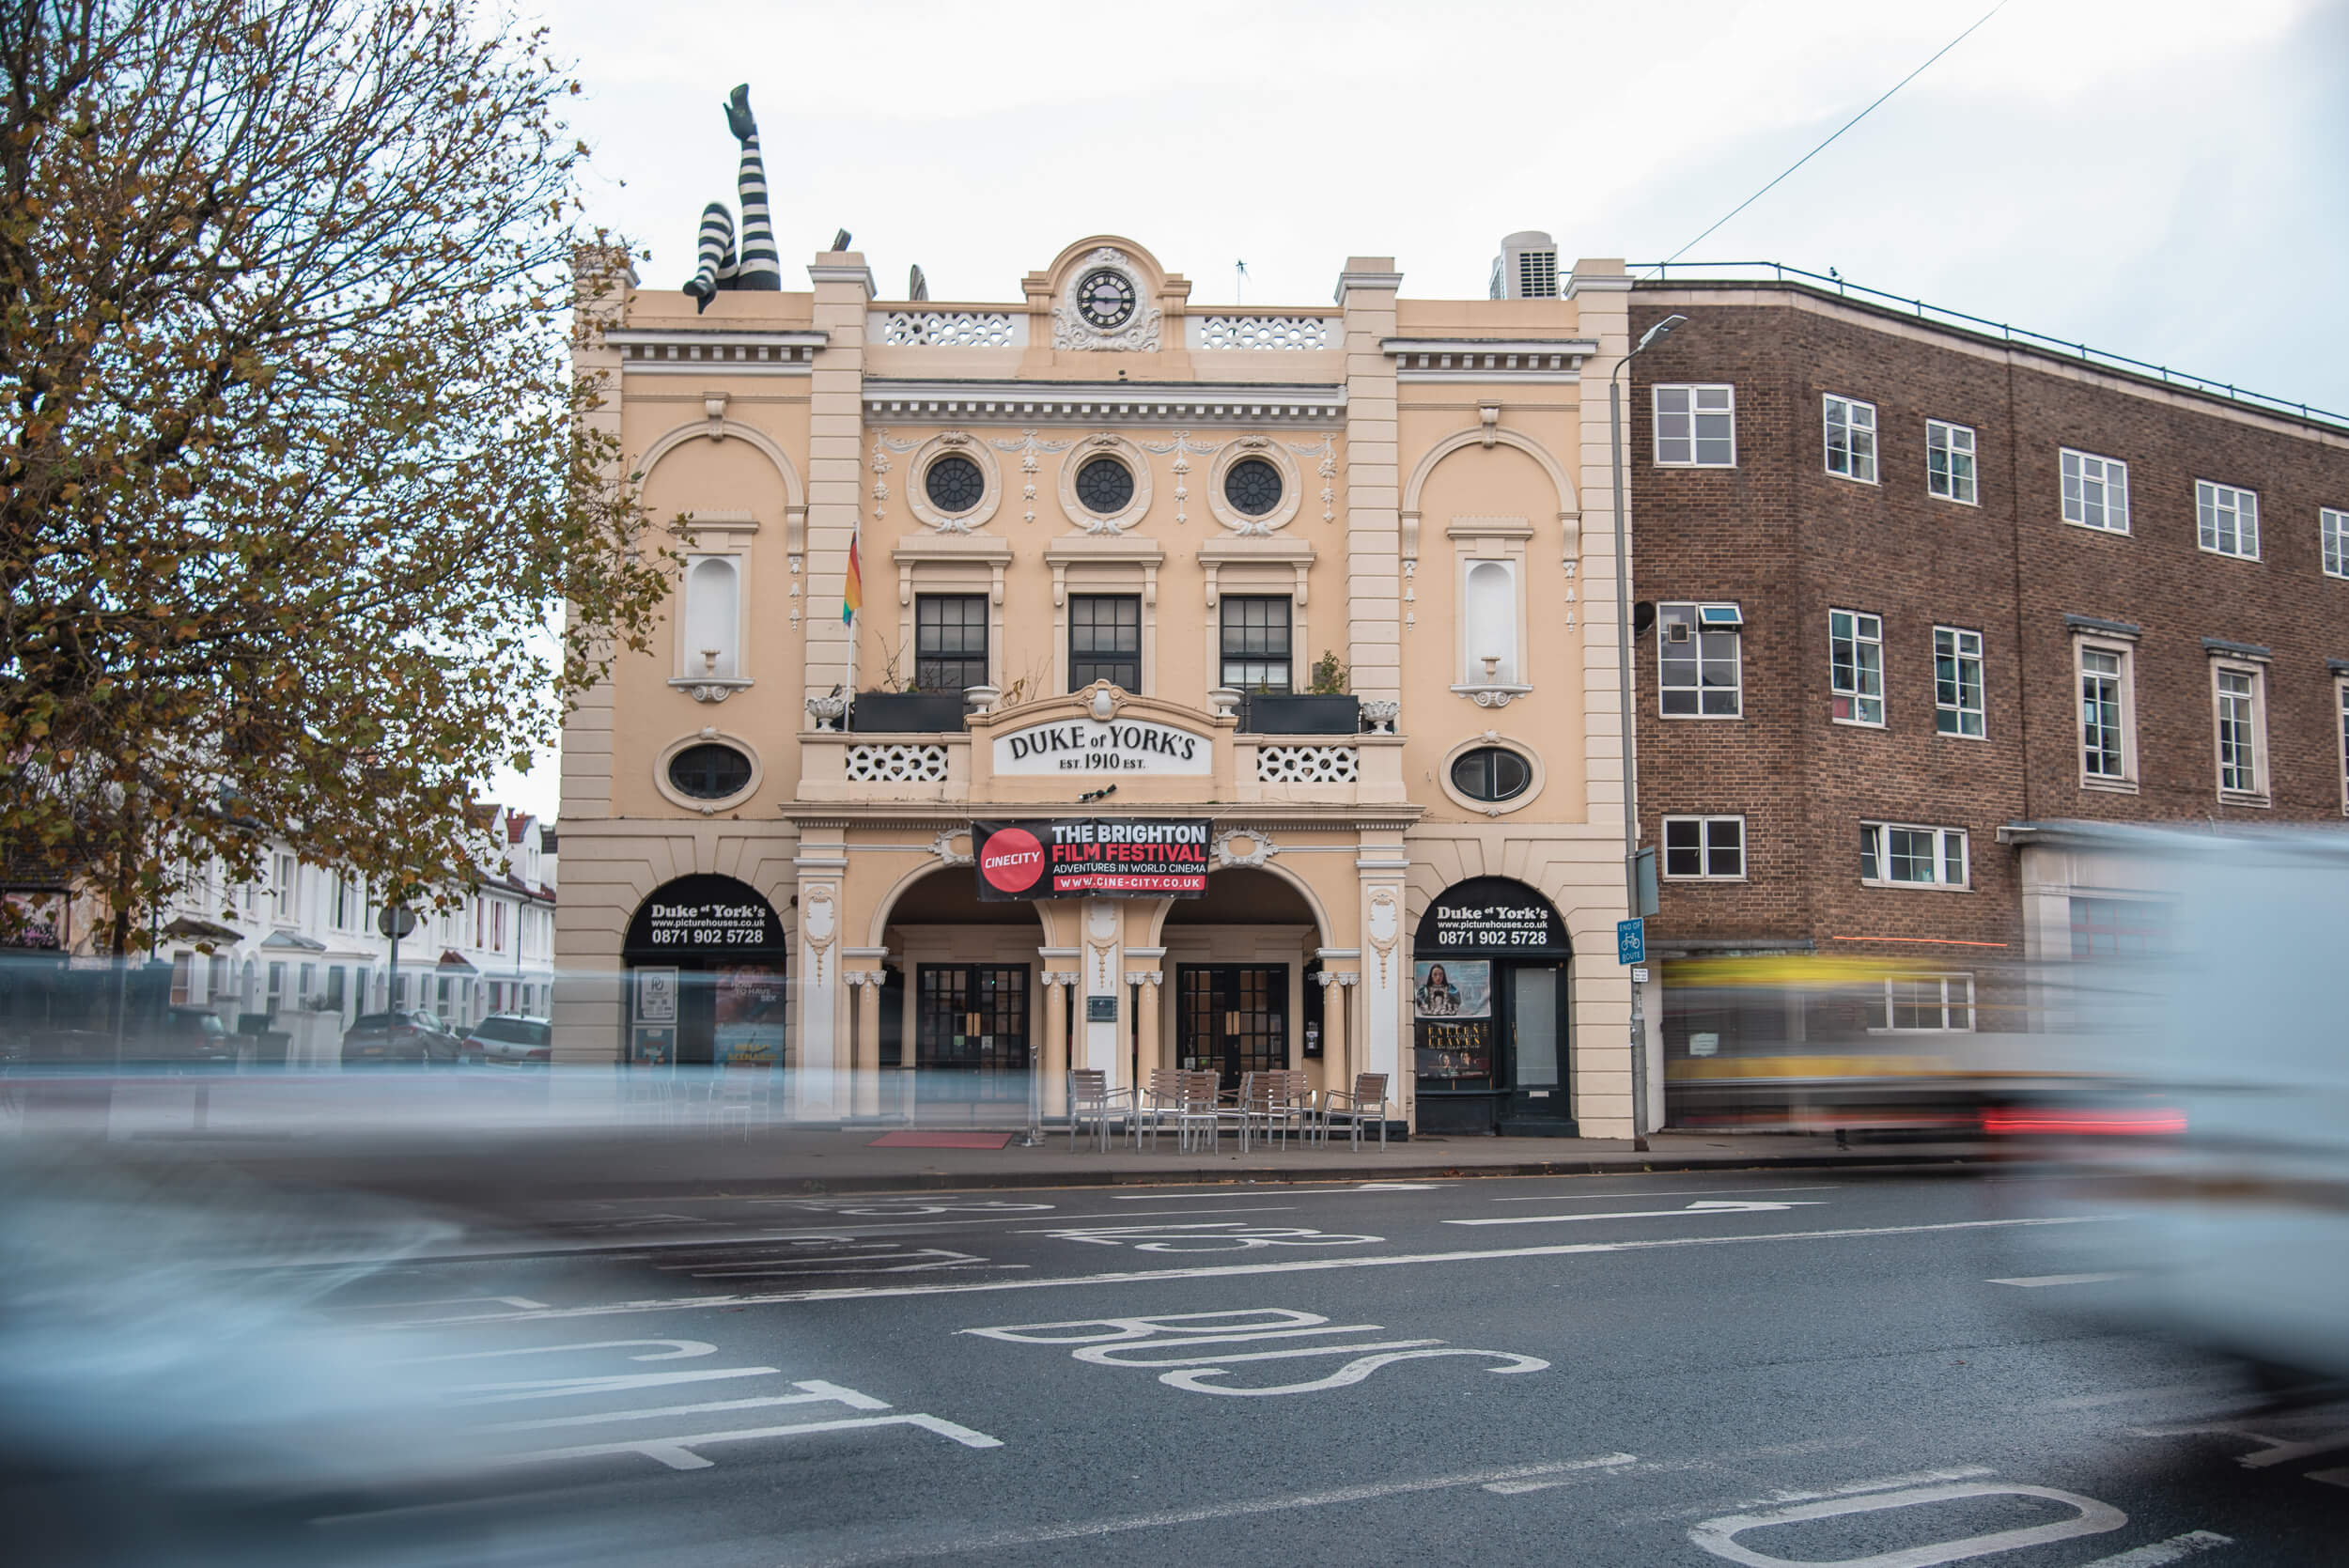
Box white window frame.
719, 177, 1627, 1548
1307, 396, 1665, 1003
1859, 821, 1969, 890
1829, 609, 1884, 726
2075, 636, 2138, 789
1925, 420, 1977, 505
2338, 675, 2349, 817
1871, 973, 1976, 1033
2061, 448, 2130, 534
1653, 383, 1736, 468
1661, 815, 1747, 881
1933, 626, 1985, 738
2211, 659, 2269, 804
1657, 601, 1743, 719
2196, 480, 2260, 561
2324, 507, 2349, 580
1823, 395, 1877, 484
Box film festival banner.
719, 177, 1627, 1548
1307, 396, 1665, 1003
972, 819, 1210, 901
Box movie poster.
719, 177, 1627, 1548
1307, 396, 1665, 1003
712, 965, 786, 1067
1412, 959, 1491, 1020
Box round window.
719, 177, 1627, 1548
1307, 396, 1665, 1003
1074, 456, 1136, 516
1223, 457, 1283, 517
1450, 746, 1531, 802
924, 454, 985, 515
668, 742, 754, 800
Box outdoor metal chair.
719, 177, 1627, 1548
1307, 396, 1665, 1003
1174, 1069, 1221, 1153
1318, 1072, 1392, 1149
1133, 1067, 1185, 1150
1248, 1069, 1312, 1151
1066, 1068, 1131, 1153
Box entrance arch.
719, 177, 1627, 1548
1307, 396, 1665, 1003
622, 875, 788, 1066
878, 864, 1048, 1119
1412, 876, 1573, 1136
1159, 868, 1329, 1094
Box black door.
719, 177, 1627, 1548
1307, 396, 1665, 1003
915, 965, 1031, 1103
1175, 966, 1287, 1093
1499, 963, 1575, 1134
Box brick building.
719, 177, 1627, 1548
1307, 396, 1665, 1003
1620, 272, 2349, 1119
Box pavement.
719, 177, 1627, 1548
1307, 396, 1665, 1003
255, 1170, 2349, 1565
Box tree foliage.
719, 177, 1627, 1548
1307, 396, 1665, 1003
0, 0, 668, 950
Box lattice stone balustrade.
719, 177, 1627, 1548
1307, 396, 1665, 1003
1197, 315, 1331, 351
1256, 745, 1360, 784
845, 744, 951, 783
881, 311, 1019, 349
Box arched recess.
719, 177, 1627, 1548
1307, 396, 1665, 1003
1142, 859, 1332, 949
635, 418, 810, 560
1398, 425, 1579, 566
621, 873, 788, 1067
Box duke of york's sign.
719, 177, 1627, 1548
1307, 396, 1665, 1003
991, 716, 1213, 775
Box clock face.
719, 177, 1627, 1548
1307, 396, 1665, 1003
1075, 268, 1136, 331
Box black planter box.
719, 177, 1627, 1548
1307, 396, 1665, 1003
1239, 693, 1360, 735
848, 691, 969, 733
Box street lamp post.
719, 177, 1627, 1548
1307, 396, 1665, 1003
1610, 312, 1687, 1147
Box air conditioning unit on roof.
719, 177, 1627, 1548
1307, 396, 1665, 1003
1490, 231, 1560, 300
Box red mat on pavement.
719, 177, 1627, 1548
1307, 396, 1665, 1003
866, 1130, 1014, 1150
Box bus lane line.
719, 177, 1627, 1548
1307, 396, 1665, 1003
361, 1213, 2115, 1328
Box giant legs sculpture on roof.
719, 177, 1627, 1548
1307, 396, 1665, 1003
683, 85, 782, 310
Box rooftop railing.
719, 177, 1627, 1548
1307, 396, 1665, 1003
1635, 260, 2346, 432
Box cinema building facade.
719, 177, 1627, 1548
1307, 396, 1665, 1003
556, 234, 1645, 1137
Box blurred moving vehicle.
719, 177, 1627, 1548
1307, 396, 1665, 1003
145, 1007, 238, 1069
339, 1010, 461, 1067
462, 1013, 552, 1066
2008, 824, 2349, 1387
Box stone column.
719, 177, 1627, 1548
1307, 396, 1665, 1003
1125, 970, 1163, 1088
804, 251, 873, 706
1337, 257, 1403, 711
792, 835, 848, 1121
1040, 970, 1069, 1118
1336, 971, 1360, 1090
853, 970, 883, 1118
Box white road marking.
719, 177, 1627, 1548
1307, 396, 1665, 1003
1022, 1221, 1381, 1251
2310, 1467, 2349, 1488
2077, 1531, 2232, 1565
794, 1453, 1641, 1565
329, 1294, 551, 1312
659, 1247, 1003, 1279
364, 1214, 2115, 1327
493, 1411, 1003, 1471
1449, 1200, 1827, 1227
964, 1306, 1547, 1398
453, 1366, 787, 1405
1582, 1466, 1996, 1512
1688, 1480, 2126, 1567
2129, 1420, 2349, 1469
400, 1338, 715, 1363
747, 1199, 1053, 1216
1989, 1273, 2125, 1288
483, 1380, 890, 1432
1489, 1185, 1838, 1203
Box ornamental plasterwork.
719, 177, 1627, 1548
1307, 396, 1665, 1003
1140, 432, 1221, 525
1055, 431, 1154, 535
1285, 435, 1337, 523
1197, 315, 1331, 351
904, 430, 1002, 534
1050, 248, 1161, 352
1212, 827, 1279, 868
1205, 434, 1302, 536
881, 310, 1017, 348
988, 429, 1073, 524
928, 827, 973, 866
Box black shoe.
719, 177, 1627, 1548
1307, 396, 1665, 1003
684, 276, 716, 313
725, 84, 756, 143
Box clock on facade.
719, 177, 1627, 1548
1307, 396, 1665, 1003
1075, 268, 1137, 331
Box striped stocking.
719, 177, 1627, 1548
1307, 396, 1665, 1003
684, 202, 735, 311
724, 85, 783, 292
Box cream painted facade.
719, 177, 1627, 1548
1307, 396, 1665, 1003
559, 235, 1641, 1136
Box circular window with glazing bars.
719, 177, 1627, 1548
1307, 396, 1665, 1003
1450, 746, 1532, 802
668, 742, 754, 800
924, 454, 985, 515
1222, 457, 1283, 517
1074, 456, 1136, 516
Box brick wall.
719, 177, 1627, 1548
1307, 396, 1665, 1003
1626, 287, 2349, 971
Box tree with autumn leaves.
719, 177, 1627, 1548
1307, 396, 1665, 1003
0, 0, 672, 955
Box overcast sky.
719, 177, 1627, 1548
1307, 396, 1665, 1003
492, 0, 2349, 821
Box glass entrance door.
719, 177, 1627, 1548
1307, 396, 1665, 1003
915, 965, 1031, 1103
1505, 964, 1569, 1124
1175, 966, 1288, 1093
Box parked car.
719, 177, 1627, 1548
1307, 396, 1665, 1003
145, 1007, 238, 1069
338, 1010, 461, 1066
461, 1014, 552, 1067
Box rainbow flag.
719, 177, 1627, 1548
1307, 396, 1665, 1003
843, 534, 862, 624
